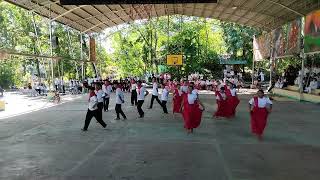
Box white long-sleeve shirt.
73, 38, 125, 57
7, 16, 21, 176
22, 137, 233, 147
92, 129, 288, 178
116, 88, 124, 104
88, 96, 98, 111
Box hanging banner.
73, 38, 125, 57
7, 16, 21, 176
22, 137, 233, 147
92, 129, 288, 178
286, 18, 301, 55
272, 27, 286, 58
89, 37, 96, 62
167, 55, 183, 66
305, 10, 320, 53
253, 33, 271, 61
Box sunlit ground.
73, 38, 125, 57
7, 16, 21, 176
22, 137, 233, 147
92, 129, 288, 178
0, 92, 82, 119
0, 89, 319, 180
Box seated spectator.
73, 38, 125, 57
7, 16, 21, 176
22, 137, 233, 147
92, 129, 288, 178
306, 78, 319, 94
275, 79, 284, 89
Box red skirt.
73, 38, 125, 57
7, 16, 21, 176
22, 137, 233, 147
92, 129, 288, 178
229, 96, 240, 116
250, 108, 268, 135
183, 104, 202, 129
214, 100, 232, 118
173, 96, 182, 113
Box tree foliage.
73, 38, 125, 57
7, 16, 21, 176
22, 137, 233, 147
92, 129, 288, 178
0, 1, 262, 87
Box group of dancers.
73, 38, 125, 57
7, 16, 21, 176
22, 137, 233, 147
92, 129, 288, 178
82, 77, 273, 141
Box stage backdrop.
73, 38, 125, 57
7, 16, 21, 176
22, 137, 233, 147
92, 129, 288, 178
305, 10, 320, 53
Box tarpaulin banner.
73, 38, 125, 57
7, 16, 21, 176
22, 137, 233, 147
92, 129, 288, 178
272, 27, 287, 58
305, 10, 320, 53
253, 33, 271, 61
286, 18, 301, 55
89, 37, 96, 62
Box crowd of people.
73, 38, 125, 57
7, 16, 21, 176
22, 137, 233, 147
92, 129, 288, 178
81, 75, 272, 141
274, 65, 320, 94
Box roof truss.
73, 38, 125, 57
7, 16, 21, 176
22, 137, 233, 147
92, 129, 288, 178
4, 0, 320, 33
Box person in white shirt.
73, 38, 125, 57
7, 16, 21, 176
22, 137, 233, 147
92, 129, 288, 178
95, 83, 105, 122
136, 80, 149, 118
54, 78, 59, 91
160, 84, 169, 114
115, 83, 127, 120
259, 72, 265, 82
230, 70, 235, 77
82, 87, 107, 131
60, 78, 65, 94
223, 69, 228, 78
181, 84, 205, 134
249, 90, 272, 141
130, 79, 138, 106
307, 78, 318, 94
275, 79, 283, 89
149, 78, 162, 109
102, 80, 112, 111
214, 87, 230, 118
180, 81, 189, 94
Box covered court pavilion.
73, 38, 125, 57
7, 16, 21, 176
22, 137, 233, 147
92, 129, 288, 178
1, 0, 320, 180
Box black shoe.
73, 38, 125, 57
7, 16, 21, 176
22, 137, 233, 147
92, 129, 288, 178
115, 118, 120, 120
81, 128, 87, 131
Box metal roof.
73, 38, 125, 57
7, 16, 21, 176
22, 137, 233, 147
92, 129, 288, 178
4, 0, 320, 33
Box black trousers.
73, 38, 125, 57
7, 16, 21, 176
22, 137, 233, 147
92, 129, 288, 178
103, 97, 110, 111
149, 95, 162, 108
83, 109, 107, 130
161, 100, 168, 113
97, 102, 104, 121
137, 100, 144, 117
131, 90, 137, 106
115, 104, 126, 119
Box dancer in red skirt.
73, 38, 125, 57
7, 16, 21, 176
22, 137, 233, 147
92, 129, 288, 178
214, 87, 232, 119
225, 81, 240, 117
229, 84, 240, 117
249, 90, 272, 141
181, 84, 205, 134
172, 83, 183, 114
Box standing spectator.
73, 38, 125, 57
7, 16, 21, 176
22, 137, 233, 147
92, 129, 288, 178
0, 86, 4, 97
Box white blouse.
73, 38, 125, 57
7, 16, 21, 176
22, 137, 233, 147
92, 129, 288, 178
152, 82, 159, 96
137, 87, 146, 100
231, 89, 237, 96
88, 96, 98, 111
161, 88, 169, 101
249, 97, 273, 108
187, 94, 197, 104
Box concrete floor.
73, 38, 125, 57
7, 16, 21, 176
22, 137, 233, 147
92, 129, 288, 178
0, 91, 320, 180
